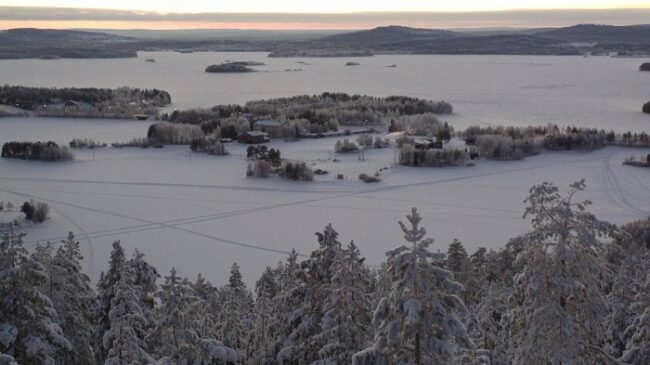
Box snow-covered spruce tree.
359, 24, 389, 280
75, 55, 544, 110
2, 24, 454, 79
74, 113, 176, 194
190, 273, 219, 340
96, 240, 126, 363
0, 226, 71, 364
465, 282, 510, 365
147, 268, 196, 361
446, 239, 477, 305
314, 241, 372, 365
102, 266, 154, 365
216, 263, 251, 361
278, 225, 343, 364
353, 208, 473, 365
266, 250, 301, 363
620, 255, 650, 364
504, 180, 614, 365
49, 232, 96, 365
604, 255, 639, 359
128, 249, 159, 330
246, 267, 280, 365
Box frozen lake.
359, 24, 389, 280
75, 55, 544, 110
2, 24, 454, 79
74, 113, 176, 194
1, 118, 649, 286
1, 52, 649, 285
0, 52, 649, 132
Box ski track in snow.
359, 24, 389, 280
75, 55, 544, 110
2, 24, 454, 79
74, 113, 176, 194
1, 150, 620, 258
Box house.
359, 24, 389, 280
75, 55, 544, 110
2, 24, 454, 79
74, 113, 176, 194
238, 131, 270, 144
253, 119, 288, 138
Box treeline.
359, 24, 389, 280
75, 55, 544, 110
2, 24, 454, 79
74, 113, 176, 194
2, 181, 650, 365
1, 141, 74, 161
0, 85, 171, 113
460, 124, 650, 160
162, 93, 453, 134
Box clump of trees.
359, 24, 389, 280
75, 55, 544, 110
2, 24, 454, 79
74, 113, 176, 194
335, 138, 359, 153
543, 128, 608, 151
147, 122, 204, 145
475, 134, 540, 160
205, 63, 255, 73
246, 160, 274, 178
358, 173, 381, 183
640, 62, 650, 71
190, 138, 228, 156
163, 93, 453, 134
1, 141, 74, 161
278, 161, 313, 181
643, 100, 650, 114
388, 113, 452, 141
0, 85, 170, 116
399, 144, 468, 167
246, 145, 281, 166
357, 134, 389, 149
111, 138, 162, 148
69, 138, 107, 149
20, 199, 49, 223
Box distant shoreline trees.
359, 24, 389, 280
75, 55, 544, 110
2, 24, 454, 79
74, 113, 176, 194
1, 141, 74, 161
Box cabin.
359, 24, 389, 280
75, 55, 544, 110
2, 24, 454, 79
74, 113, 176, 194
238, 131, 270, 144
254, 119, 288, 138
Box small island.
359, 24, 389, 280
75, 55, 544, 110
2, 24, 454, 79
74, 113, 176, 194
640, 63, 650, 71
644, 100, 650, 114
205, 63, 256, 73
345, 62, 361, 66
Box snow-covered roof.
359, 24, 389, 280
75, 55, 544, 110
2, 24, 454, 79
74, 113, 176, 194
244, 131, 270, 137
255, 120, 285, 127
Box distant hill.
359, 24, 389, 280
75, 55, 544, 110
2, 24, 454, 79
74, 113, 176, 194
1, 24, 650, 59
0, 28, 137, 59
320, 26, 459, 47
280, 24, 650, 56
535, 24, 650, 44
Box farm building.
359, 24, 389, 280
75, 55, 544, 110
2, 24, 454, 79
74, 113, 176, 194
238, 131, 270, 144
253, 119, 289, 138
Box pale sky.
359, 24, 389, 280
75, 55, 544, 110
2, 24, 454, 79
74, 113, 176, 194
1, 0, 649, 13
1, 2, 649, 29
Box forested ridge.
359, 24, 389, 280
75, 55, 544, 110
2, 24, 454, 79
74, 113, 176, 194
1, 180, 650, 365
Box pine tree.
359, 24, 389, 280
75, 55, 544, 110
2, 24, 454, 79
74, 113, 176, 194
0, 226, 72, 364
505, 180, 614, 365
102, 267, 153, 365
353, 208, 473, 365
96, 241, 126, 363
315, 241, 372, 365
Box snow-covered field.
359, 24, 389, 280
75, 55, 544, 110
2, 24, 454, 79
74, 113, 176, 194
1, 118, 649, 286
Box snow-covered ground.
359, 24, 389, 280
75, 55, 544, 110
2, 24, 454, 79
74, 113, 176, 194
1, 118, 649, 286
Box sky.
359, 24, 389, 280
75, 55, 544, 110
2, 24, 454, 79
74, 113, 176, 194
1, 1, 648, 13
1, 2, 649, 29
